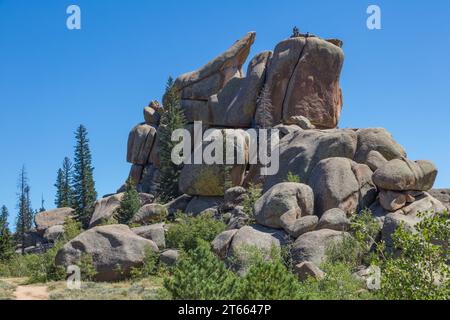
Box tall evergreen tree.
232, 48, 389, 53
0, 205, 14, 261
116, 177, 140, 225
55, 157, 74, 208
256, 84, 274, 128
72, 125, 97, 228
158, 77, 186, 202
15, 166, 34, 253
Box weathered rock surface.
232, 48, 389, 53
309, 158, 377, 216
280, 214, 319, 238
254, 182, 314, 229
209, 51, 272, 127
212, 229, 238, 259
291, 229, 350, 266
89, 193, 154, 228
373, 159, 438, 191
132, 223, 166, 249
294, 261, 325, 281
263, 129, 358, 191
257, 36, 344, 128
131, 204, 168, 225
229, 225, 287, 271
175, 32, 256, 102
317, 208, 351, 231
43, 225, 65, 243
185, 197, 223, 216
179, 129, 249, 196
160, 249, 180, 267
35, 208, 75, 235
55, 225, 159, 282
165, 194, 193, 215
127, 124, 157, 165
429, 189, 450, 210
354, 128, 406, 164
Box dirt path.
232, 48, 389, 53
1, 278, 49, 300
14, 285, 49, 300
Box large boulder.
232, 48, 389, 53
35, 208, 75, 235
212, 229, 238, 259
127, 124, 157, 165
373, 159, 438, 191
209, 51, 272, 127
254, 182, 314, 229
381, 212, 422, 251
309, 158, 377, 216
131, 223, 166, 249
353, 128, 406, 165
55, 225, 158, 282
263, 129, 358, 191
165, 194, 193, 215
229, 225, 288, 272
131, 204, 168, 225
185, 197, 223, 216
317, 208, 351, 231
175, 32, 256, 111
256, 36, 344, 128
291, 229, 350, 267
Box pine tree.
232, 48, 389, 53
55, 157, 74, 208
256, 84, 274, 128
116, 177, 140, 225
15, 166, 34, 253
158, 77, 186, 202
72, 125, 97, 228
0, 205, 14, 261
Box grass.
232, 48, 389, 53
47, 276, 167, 300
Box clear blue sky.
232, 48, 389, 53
1, 0, 449, 227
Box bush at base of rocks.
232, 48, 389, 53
166, 213, 226, 252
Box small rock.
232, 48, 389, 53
294, 261, 325, 281
160, 249, 180, 267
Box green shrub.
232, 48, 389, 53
166, 213, 226, 251
164, 240, 238, 300
235, 250, 303, 300
79, 253, 97, 282
298, 262, 374, 300
381, 211, 450, 300
325, 233, 364, 269
285, 172, 300, 183
242, 184, 262, 222
116, 177, 141, 225
63, 217, 82, 241
130, 248, 159, 279
22, 242, 66, 284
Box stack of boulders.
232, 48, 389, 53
17, 208, 75, 254
51, 30, 448, 282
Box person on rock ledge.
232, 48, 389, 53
290, 26, 316, 38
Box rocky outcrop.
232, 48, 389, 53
55, 225, 158, 282
89, 193, 154, 228
317, 208, 351, 231
131, 204, 168, 225
209, 51, 272, 127
309, 158, 377, 216
175, 32, 256, 113
256, 36, 344, 128
35, 208, 75, 235
262, 129, 358, 191
185, 197, 223, 216
43, 225, 65, 243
